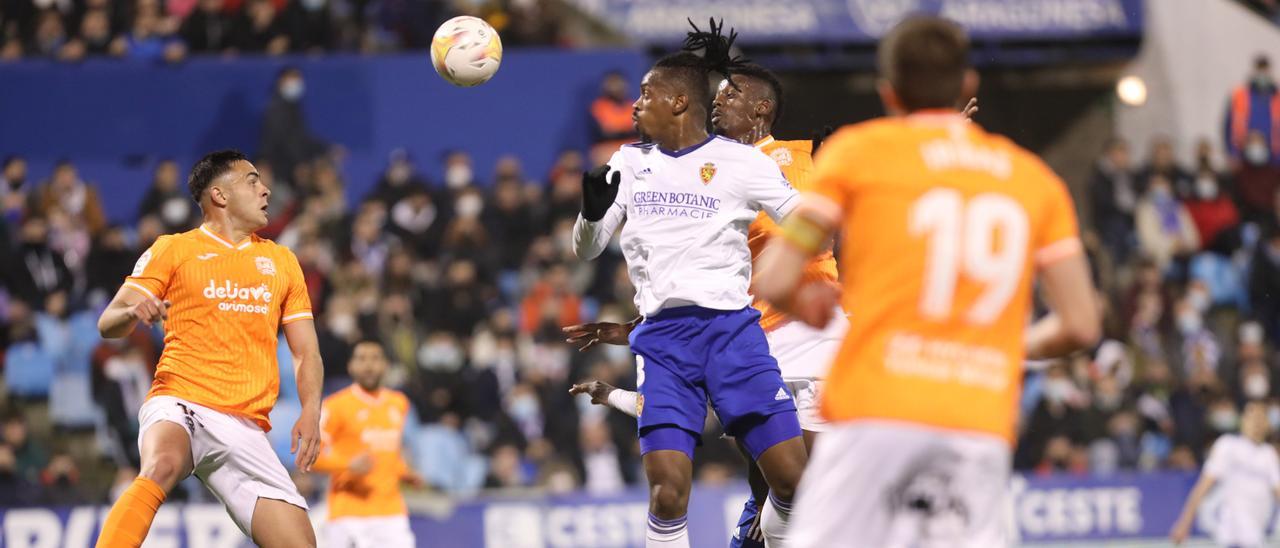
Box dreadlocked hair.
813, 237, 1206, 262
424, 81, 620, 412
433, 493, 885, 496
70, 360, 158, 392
652, 18, 749, 114
729, 63, 785, 123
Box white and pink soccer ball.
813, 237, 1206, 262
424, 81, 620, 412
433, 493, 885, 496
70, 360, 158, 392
430, 16, 503, 87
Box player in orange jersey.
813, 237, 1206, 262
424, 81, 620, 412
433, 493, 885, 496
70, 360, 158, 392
313, 339, 424, 548
754, 16, 1101, 547
95, 150, 323, 548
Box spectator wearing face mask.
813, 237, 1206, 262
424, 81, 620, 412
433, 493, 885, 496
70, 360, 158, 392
1139, 137, 1194, 199
1236, 130, 1280, 222
1136, 174, 1200, 275
1091, 138, 1141, 264
1226, 54, 1280, 164
1184, 166, 1241, 254
0, 155, 28, 222
260, 66, 333, 182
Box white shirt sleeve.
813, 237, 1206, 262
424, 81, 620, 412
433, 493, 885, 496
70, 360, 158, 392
744, 154, 800, 221
1203, 437, 1231, 479
573, 151, 629, 260
1269, 446, 1280, 488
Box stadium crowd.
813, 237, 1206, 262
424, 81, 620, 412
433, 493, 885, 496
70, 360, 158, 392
1, 76, 1280, 507
0, 0, 567, 62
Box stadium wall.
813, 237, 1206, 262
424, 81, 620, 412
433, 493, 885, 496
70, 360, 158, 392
0, 472, 1272, 547
0, 51, 649, 224
1116, 0, 1280, 158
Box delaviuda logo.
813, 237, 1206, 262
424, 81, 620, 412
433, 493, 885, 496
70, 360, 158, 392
203, 280, 273, 314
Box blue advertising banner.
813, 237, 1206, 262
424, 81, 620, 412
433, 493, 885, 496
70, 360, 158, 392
567, 0, 1144, 45
1, 472, 1274, 547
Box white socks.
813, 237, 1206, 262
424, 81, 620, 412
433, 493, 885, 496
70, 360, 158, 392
647, 513, 690, 547
759, 493, 793, 547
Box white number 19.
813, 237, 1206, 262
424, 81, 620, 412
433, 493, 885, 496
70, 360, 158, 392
908, 189, 1029, 325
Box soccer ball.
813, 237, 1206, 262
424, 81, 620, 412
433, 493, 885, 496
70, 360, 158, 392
430, 16, 503, 87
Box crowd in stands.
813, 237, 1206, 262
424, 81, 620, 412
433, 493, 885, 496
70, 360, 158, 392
3, 56, 1280, 507
0, 0, 568, 62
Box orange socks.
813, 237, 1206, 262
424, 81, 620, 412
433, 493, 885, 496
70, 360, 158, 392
95, 477, 166, 548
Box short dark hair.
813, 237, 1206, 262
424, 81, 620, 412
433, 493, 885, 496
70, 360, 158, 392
2, 155, 23, 169
653, 52, 715, 116
188, 149, 247, 203
877, 16, 970, 112
729, 63, 785, 123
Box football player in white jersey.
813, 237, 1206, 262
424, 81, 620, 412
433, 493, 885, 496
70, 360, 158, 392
1171, 401, 1280, 546
571, 20, 808, 548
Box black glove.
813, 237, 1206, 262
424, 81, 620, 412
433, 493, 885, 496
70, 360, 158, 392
581, 164, 621, 222
811, 125, 835, 155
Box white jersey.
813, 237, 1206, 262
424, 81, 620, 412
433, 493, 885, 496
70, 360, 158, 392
574, 136, 799, 317
1203, 434, 1280, 546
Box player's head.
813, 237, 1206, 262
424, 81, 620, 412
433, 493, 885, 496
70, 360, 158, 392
876, 15, 976, 116
188, 149, 270, 230
635, 19, 745, 143
712, 63, 784, 141
1241, 400, 1270, 442
348, 339, 388, 391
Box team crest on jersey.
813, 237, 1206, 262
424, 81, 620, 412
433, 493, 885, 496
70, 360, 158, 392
132, 250, 152, 276
769, 147, 793, 166
636, 394, 644, 417
699, 162, 717, 184
255, 256, 276, 276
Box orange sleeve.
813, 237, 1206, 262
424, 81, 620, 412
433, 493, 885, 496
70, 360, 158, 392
808, 128, 863, 212
778, 142, 814, 191
311, 399, 351, 474
279, 249, 314, 325
123, 235, 179, 301
1029, 158, 1084, 267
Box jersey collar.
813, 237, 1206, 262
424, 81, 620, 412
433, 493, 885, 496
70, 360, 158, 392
352, 385, 385, 404
199, 224, 253, 250
753, 135, 776, 149
659, 134, 716, 158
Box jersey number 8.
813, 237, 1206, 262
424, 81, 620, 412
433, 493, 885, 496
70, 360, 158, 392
909, 189, 1029, 325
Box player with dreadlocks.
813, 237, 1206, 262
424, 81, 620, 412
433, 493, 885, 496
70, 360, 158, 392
569, 19, 808, 547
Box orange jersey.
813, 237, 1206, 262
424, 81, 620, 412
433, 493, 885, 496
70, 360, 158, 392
748, 136, 840, 332
809, 113, 1082, 444
315, 386, 413, 519
124, 225, 314, 431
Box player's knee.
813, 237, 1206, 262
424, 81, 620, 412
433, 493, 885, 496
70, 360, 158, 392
648, 479, 690, 518
138, 453, 185, 492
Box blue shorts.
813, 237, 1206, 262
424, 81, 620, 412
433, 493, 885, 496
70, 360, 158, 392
631, 306, 800, 461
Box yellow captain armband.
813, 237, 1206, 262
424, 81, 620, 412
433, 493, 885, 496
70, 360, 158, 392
778, 212, 828, 256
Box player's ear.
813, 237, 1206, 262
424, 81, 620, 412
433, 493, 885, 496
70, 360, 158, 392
756, 98, 773, 121
208, 184, 227, 208
876, 79, 905, 117
670, 93, 688, 116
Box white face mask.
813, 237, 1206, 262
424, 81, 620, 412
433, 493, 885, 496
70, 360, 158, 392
280, 79, 304, 102
1043, 378, 1074, 404
1246, 143, 1270, 166
1245, 375, 1270, 399
456, 194, 483, 218
1186, 289, 1210, 314
1176, 312, 1203, 335
327, 313, 356, 338
445, 165, 472, 189
299, 0, 324, 10
1209, 409, 1239, 432
1194, 177, 1218, 200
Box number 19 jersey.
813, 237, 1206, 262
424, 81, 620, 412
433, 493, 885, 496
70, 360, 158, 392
809, 113, 1082, 444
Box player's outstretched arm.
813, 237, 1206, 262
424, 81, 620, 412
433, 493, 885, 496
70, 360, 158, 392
569, 381, 639, 418
562, 317, 641, 351
754, 196, 842, 328
284, 319, 324, 472
1170, 473, 1217, 544
1025, 253, 1101, 360
98, 285, 170, 339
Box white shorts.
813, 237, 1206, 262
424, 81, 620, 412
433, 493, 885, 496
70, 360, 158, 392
768, 310, 848, 432
790, 421, 1012, 548
138, 395, 308, 536
325, 515, 415, 548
